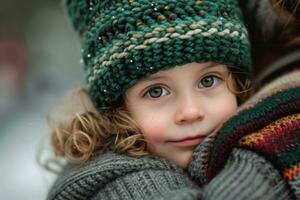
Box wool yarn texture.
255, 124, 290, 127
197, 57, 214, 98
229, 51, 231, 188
65, 0, 252, 110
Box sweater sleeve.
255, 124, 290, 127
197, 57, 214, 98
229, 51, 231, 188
187, 137, 293, 200
47, 152, 203, 200
188, 71, 300, 199
202, 148, 294, 200
91, 150, 293, 200
91, 167, 202, 200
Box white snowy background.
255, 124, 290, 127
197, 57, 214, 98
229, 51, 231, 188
0, 1, 84, 199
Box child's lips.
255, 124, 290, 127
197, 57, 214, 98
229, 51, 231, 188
170, 135, 206, 147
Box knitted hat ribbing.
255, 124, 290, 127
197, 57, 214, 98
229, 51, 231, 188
65, 0, 252, 110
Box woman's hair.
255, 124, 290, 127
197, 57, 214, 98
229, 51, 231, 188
269, 0, 300, 22
268, 0, 300, 48
243, 0, 300, 74
47, 71, 251, 166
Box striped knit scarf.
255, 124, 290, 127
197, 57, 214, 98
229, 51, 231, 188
206, 70, 300, 199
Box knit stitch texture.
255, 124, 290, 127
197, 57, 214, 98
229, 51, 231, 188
47, 152, 200, 200
65, 0, 252, 109
198, 71, 300, 199
48, 145, 293, 199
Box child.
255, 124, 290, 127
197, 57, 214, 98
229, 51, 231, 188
47, 0, 254, 199
51, 0, 251, 166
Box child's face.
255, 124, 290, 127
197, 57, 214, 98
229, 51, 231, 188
125, 62, 237, 168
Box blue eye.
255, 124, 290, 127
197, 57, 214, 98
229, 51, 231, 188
145, 86, 169, 98
198, 75, 220, 88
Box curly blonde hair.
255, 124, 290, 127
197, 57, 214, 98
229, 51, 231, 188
48, 72, 251, 165
49, 88, 147, 165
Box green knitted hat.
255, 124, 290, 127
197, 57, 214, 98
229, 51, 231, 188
65, 0, 252, 110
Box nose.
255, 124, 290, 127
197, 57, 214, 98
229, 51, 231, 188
175, 94, 204, 125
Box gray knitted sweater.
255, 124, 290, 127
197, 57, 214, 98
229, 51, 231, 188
47, 70, 300, 200
47, 146, 292, 200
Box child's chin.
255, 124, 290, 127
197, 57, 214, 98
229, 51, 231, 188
171, 154, 193, 169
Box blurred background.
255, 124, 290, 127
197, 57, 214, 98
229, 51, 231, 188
0, 0, 84, 199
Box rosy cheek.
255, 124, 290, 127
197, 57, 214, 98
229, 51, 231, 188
219, 99, 237, 122
139, 120, 167, 153
207, 92, 237, 124
141, 121, 166, 141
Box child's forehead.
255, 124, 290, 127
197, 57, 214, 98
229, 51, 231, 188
149, 62, 228, 77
